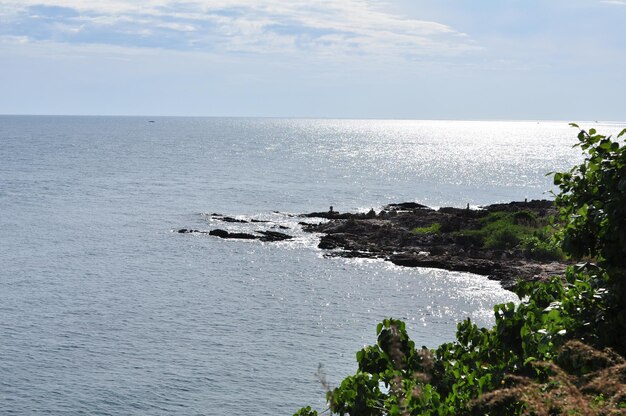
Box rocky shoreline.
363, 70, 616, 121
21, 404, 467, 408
181, 200, 568, 290
299, 200, 568, 290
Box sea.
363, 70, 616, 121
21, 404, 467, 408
1, 116, 624, 415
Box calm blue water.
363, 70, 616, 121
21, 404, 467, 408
1, 116, 624, 414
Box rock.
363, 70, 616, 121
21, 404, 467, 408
384, 202, 431, 211
209, 229, 257, 240
229, 232, 258, 239
257, 231, 293, 242
177, 228, 200, 233
209, 229, 230, 238
483, 199, 555, 213
301, 211, 354, 219
389, 253, 498, 276
219, 216, 248, 223
318, 235, 340, 249
207, 229, 292, 242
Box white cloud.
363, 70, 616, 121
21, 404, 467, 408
0, 0, 477, 59
602, 0, 626, 4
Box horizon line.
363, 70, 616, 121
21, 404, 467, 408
2, 114, 625, 124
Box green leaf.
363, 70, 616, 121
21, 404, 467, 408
569, 123, 580, 129
618, 128, 626, 138
553, 172, 563, 184
524, 357, 537, 365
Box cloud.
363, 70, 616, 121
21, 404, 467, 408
0, 0, 477, 59
602, 0, 626, 4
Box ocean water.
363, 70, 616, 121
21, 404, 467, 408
1, 116, 624, 414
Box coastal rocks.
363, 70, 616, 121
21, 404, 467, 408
177, 228, 213, 234
384, 202, 431, 211
218, 216, 248, 223
257, 231, 292, 242
178, 212, 295, 243
177, 226, 293, 242
208, 229, 293, 241
188, 199, 566, 290
302, 200, 567, 290
209, 229, 257, 239
388, 253, 499, 276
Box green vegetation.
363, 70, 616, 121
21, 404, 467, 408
455, 210, 564, 260
295, 126, 626, 415
554, 126, 626, 307
412, 222, 441, 235
519, 235, 563, 262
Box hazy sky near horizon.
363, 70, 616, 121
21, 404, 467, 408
1, 0, 625, 119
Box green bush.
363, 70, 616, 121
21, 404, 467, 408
483, 224, 522, 249
455, 211, 546, 250
554, 125, 626, 353
512, 210, 538, 227
520, 235, 564, 261
412, 222, 442, 235
295, 267, 610, 416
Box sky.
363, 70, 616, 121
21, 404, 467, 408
0, 0, 625, 119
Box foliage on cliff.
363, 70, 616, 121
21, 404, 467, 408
451, 210, 563, 260
295, 126, 626, 415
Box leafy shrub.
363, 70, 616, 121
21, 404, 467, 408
293, 407, 318, 416
483, 225, 521, 249
512, 210, 538, 227
455, 211, 546, 250
295, 267, 611, 415
554, 125, 626, 352
554, 126, 626, 270
520, 235, 564, 261
412, 222, 441, 235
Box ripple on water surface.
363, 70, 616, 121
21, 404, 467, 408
2, 117, 622, 414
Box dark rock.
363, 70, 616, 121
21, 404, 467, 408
178, 228, 200, 233
209, 229, 230, 238
389, 254, 498, 276
299, 222, 320, 232
208, 228, 291, 242
482, 199, 555, 213
230, 233, 257, 239
257, 231, 293, 242
384, 202, 431, 211
318, 235, 341, 249
429, 246, 447, 256
250, 219, 269, 223
301, 211, 355, 219
209, 229, 257, 240
220, 216, 248, 223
